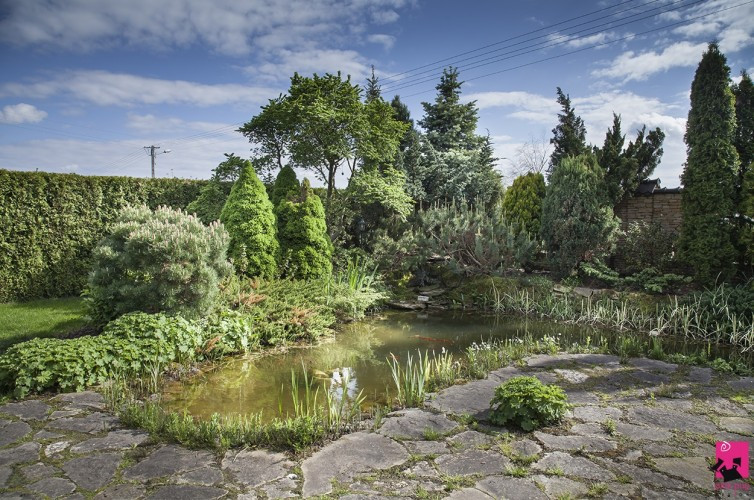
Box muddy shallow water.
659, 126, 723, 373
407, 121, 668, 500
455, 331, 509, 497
160, 310, 720, 420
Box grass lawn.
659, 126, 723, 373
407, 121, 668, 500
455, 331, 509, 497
0, 297, 87, 352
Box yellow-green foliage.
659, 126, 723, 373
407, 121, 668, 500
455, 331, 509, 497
502, 172, 546, 236
220, 161, 279, 278
276, 180, 333, 279
0, 170, 207, 302
271, 165, 300, 206
87, 205, 232, 324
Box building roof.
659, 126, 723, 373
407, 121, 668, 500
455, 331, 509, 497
635, 178, 682, 195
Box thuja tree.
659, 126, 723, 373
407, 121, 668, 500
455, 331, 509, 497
271, 165, 300, 206
733, 71, 754, 273
502, 172, 546, 236
276, 179, 333, 279
541, 154, 619, 278
220, 160, 279, 277
87, 205, 232, 324
678, 43, 739, 284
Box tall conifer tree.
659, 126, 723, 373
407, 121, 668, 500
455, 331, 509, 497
548, 87, 588, 178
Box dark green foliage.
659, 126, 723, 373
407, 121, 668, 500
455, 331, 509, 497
419, 67, 479, 151
0, 311, 260, 398
220, 161, 279, 278
0, 170, 207, 302
594, 114, 665, 204
489, 376, 569, 431
238, 97, 291, 179
733, 71, 754, 274
502, 172, 546, 236
374, 203, 536, 277
390, 95, 414, 152
276, 180, 333, 279
613, 221, 676, 275
87, 205, 232, 324
271, 165, 300, 206
548, 87, 588, 178
740, 168, 754, 272
186, 180, 228, 224
579, 260, 690, 294
733, 70, 754, 178
678, 43, 739, 284
541, 154, 620, 278
212, 153, 246, 183
365, 65, 381, 102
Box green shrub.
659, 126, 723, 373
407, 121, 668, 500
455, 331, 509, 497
87, 205, 232, 324
502, 172, 546, 236
276, 180, 333, 279
489, 376, 569, 431
613, 221, 676, 275
271, 165, 300, 206
0, 170, 208, 302
0, 311, 261, 398
186, 180, 229, 224
541, 154, 620, 278
220, 161, 279, 277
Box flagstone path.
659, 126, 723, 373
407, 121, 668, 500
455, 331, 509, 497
0, 354, 752, 499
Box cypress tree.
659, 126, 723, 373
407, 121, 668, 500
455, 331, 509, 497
548, 87, 588, 179
220, 160, 279, 278
276, 179, 333, 279
271, 165, 300, 206
541, 154, 619, 278
678, 43, 739, 284
502, 172, 546, 236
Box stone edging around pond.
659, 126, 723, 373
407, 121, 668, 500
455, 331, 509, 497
0, 354, 752, 499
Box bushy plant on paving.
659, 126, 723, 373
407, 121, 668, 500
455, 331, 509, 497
489, 375, 569, 431
86, 204, 232, 324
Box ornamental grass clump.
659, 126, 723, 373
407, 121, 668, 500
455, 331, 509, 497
87, 204, 232, 324
489, 376, 569, 431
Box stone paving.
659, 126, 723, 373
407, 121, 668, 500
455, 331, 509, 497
0, 354, 752, 498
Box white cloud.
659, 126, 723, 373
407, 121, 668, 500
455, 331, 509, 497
247, 49, 370, 82
1, 71, 278, 107
547, 31, 620, 49
592, 41, 706, 82
367, 34, 396, 50
0, 103, 47, 124
466, 91, 559, 123
0, 0, 411, 55
126, 114, 239, 135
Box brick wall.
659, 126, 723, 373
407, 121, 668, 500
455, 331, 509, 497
614, 192, 683, 233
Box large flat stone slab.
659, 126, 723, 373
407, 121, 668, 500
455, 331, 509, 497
70, 429, 150, 453
554, 369, 589, 384
595, 458, 688, 490
653, 457, 713, 490
475, 476, 547, 500
530, 475, 589, 498
728, 377, 754, 391
123, 445, 214, 480
533, 431, 617, 452
402, 440, 450, 455
446, 430, 494, 450
20, 462, 58, 482
571, 354, 620, 366
177, 467, 224, 486
615, 422, 672, 442
444, 487, 493, 499
93, 483, 146, 499
525, 354, 577, 368
63, 452, 122, 490
0, 420, 32, 447
628, 358, 677, 372
428, 378, 499, 419
301, 431, 408, 497
719, 416, 754, 435
55, 391, 106, 410
0, 442, 40, 466
572, 405, 621, 423
146, 485, 227, 500
435, 449, 509, 476
46, 412, 119, 434
626, 406, 716, 433
28, 477, 76, 497
532, 451, 615, 481
222, 449, 293, 488
377, 409, 458, 439
0, 400, 50, 420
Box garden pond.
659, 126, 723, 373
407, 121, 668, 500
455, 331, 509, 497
160, 310, 739, 421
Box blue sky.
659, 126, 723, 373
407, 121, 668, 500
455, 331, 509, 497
1, 0, 752, 187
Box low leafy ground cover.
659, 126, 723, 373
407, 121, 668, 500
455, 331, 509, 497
0, 297, 87, 352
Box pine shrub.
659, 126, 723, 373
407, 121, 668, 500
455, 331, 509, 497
276, 180, 333, 279
220, 161, 279, 277
87, 205, 232, 323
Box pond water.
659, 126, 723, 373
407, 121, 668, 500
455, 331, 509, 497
160, 310, 720, 420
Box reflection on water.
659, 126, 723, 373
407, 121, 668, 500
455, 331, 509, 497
160, 310, 714, 420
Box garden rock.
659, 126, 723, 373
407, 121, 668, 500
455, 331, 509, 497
145, 484, 227, 500
446, 430, 494, 449
55, 391, 106, 410
63, 452, 122, 490
719, 417, 754, 435
301, 432, 408, 497
626, 406, 716, 433
19, 463, 57, 482
531, 474, 589, 498
28, 477, 76, 497
532, 451, 614, 481
435, 448, 509, 476
554, 368, 589, 383
629, 358, 677, 372
728, 376, 754, 391
47, 412, 119, 434
124, 445, 214, 480
93, 483, 146, 499
402, 440, 450, 455
572, 405, 621, 423
653, 457, 713, 490
178, 467, 224, 486
70, 429, 149, 453
0, 400, 49, 420
44, 440, 69, 457
510, 438, 541, 457
0, 442, 39, 466
377, 408, 457, 439
475, 476, 547, 500
428, 377, 499, 418
445, 487, 493, 499
0, 420, 31, 447
222, 449, 293, 488
533, 431, 617, 452
615, 422, 672, 441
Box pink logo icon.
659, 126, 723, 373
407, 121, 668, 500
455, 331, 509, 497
711, 441, 749, 482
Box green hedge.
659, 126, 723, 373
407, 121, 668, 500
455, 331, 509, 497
0, 170, 209, 302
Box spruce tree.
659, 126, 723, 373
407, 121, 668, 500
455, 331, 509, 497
271, 165, 300, 206
541, 154, 619, 278
220, 160, 279, 278
548, 87, 588, 179
678, 43, 739, 284
365, 65, 381, 102
276, 179, 333, 279
419, 67, 479, 151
